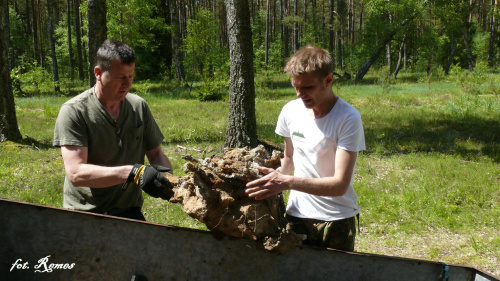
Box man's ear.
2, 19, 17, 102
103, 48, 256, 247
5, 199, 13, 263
324, 73, 334, 87
94, 66, 102, 80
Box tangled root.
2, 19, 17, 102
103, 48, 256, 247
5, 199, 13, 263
164, 145, 301, 254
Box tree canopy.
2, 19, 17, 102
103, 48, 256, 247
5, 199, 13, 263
4, 0, 498, 90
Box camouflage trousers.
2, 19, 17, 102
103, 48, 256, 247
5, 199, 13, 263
285, 214, 358, 251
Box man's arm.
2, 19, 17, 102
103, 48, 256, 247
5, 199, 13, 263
246, 144, 358, 200
146, 145, 173, 172
61, 145, 132, 188
278, 137, 294, 175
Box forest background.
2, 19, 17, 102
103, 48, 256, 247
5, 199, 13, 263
1, 0, 500, 277
4, 0, 500, 95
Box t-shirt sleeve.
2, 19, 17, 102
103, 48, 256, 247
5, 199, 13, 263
337, 111, 366, 152
275, 104, 291, 138
142, 102, 164, 150
53, 104, 88, 147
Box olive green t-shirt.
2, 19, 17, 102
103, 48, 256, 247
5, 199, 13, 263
53, 88, 164, 213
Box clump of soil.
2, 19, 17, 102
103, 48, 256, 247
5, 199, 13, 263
163, 145, 301, 254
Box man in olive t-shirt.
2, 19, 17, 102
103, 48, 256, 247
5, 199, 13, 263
53, 39, 173, 220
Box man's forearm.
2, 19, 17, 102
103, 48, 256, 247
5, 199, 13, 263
146, 146, 173, 172
246, 166, 350, 199
287, 176, 350, 197
284, 148, 358, 197
148, 154, 172, 171
66, 164, 132, 188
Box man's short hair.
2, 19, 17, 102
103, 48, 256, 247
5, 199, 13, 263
96, 39, 135, 72
284, 45, 333, 78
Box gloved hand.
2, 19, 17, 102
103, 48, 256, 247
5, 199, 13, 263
126, 164, 174, 200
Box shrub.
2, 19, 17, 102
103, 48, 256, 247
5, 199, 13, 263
197, 78, 223, 101
448, 62, 488, 95
11, 63, 54, 97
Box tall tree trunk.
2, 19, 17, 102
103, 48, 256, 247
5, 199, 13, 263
31, 0, 39, 65
0, 0, 22, 141
359, 2, 363, 37
355, 39, 390, 80
67, 0, 74, 80
426, 51, 434, 76
282, 0, 289, 63
337, 0, 346, 71
87, 0, 107, 87
218, 2, 228, 48
404, 36, 407, 69
163, 0, 173, 77
304, 0, 308, 23
469, 0, 473, 23
337, 31, 343, 71
462, 22, 475, 71
386, 9, 393, 74
25, 0, 31, 37
81, 11, 87, 65
349, 0, 354, 44
393, 35, 406, 78
171, 0, 185, 84
37, 0, 45, 68
488, 0, 498, 67
251, 0, 255, 22
386, 42, 392, 73
444, 37, 458, 75
329, 0, 334, 54
74, 0, 84, 81
272, 0, 277, 39
265, 0, 269, 70
312, 0, 318, 42
293, 0, 299, 53
224, 0, 258, 148
47, 0, 60, 92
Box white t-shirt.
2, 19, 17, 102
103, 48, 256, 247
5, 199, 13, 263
276, 97, 366, 221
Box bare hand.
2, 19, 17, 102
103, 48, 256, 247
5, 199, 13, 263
245, 166, 289, 200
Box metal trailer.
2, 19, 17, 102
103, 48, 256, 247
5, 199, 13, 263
1, 198, 498, 281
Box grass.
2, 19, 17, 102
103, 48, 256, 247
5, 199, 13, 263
1, 72, 499, 276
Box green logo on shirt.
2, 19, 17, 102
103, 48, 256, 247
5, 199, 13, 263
292, 131, 305, 139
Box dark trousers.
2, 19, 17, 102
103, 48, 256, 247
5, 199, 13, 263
286, 214, 357, 251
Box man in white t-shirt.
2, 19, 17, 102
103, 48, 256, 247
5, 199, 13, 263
246, 45, 365, 251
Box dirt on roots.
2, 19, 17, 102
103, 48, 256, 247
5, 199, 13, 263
163, 145, 301, 254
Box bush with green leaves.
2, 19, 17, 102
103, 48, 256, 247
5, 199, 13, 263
196, 78, 224, 102
472, 31, 491, 64
11, 63, 55, 96
485, 74, 500, 96
448, 62, 489, 95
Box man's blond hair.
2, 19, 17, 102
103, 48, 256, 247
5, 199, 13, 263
284, 45, 333, 78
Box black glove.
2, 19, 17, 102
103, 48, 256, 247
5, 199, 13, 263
126, 164, 174, 200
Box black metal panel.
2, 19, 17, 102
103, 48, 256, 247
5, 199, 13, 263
0, 199, 498, 281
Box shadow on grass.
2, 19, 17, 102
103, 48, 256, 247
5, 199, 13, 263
26, 137, 53, 149
256, 114, 500, 162
169, 111, 500, 162
6, 136, 54, 150
365, 115, 500, 162
332, 74, 423, 86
